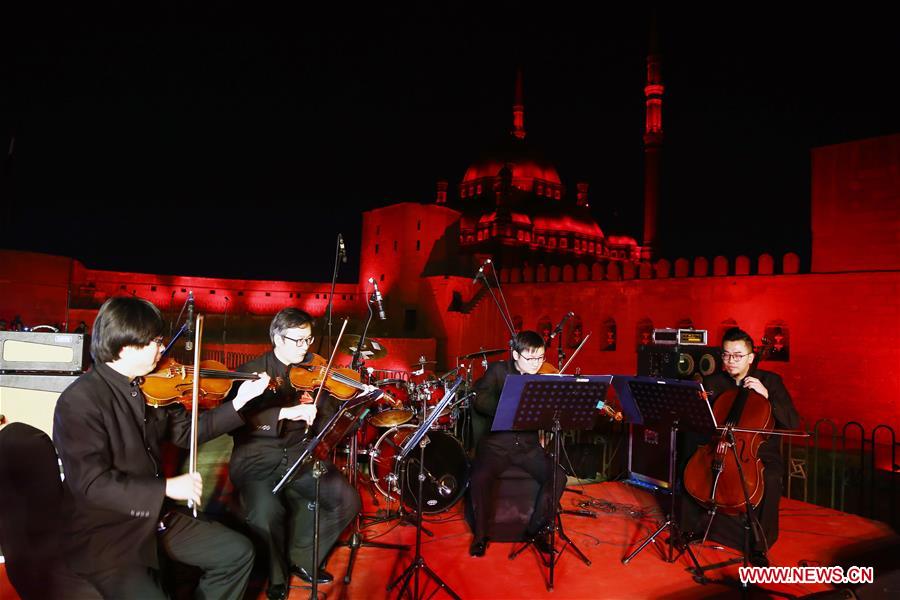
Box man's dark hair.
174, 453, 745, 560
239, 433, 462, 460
91, 297, 164, 363
512, 330, 545, 354
721, 327, 754, 350
269, 308, 315, 344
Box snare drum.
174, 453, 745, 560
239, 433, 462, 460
368, 379, 414, 427
369, 424, 469, 513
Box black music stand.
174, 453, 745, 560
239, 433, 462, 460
497, 374, 612, 591
614, 376, 715, 565
387, 379, 463, 600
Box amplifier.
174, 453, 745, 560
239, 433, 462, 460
0, 331, 88, 373
0, 373, 79, 436
651, 328, 708, 346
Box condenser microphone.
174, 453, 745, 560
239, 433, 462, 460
549, 311, 574, 339
368, 278, 386, 320
472, 258, 492, 284
185, 291, 195, 351
338, 233, 347, 263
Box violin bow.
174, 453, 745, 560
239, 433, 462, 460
311, 317, 349, 407
187, 313, 204, 518
559, 331, 591, 374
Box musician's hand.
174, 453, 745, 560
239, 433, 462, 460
742, 376, 769, 398
232, 373, 271, 410
166, 472, 203, 507
280, 403, 317, 423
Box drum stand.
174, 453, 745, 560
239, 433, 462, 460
387, 436, 461, 600
337, 417, 409, 585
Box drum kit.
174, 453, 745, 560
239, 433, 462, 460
338, 343, 508, 515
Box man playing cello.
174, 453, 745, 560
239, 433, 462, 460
680, 327, 800, 567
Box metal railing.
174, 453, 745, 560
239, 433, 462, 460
785, 419, 898, 528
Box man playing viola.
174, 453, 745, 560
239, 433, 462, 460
228, 308, 361, 600
681, 327, 800, 567
53, 296, 267, 599
468, 330, 567, 557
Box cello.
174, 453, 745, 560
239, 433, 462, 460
682, 341, 774, 516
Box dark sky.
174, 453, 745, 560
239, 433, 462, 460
2, 5, 899, 282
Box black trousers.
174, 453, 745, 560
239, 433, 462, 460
85, 511, 254, 600
469, 432, 566, 540
237, 459, 361, 588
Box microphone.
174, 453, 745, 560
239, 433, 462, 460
472, 258, 492, 284
368, 277, 386, 320
338, 233, 347, 264
549, 311, 574, 339
185, 291, 195, 351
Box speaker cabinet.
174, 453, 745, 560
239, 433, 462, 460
636, 344, 721, 382
0, 374, 79, 436
0, 332, 88, 373
628, 345, 720, 488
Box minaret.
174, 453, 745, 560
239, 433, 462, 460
512, 68, 526, 140
642, 15, 664, 261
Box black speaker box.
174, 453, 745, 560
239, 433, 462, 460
636, 344, 721, 382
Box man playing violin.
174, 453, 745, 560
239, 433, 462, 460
680, 327, 800, 567
53, 296, 268, 599
228, 308, 361, 599
468, 330, 567, 557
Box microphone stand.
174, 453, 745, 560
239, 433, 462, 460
321, 233, 344, 358
474, 262, 517, 352
340, 293, 409, 584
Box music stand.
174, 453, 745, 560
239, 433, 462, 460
387, 379, 463, 600
614, 376, 715, 565
272, 390, 380, 593
497, 373, 612, 591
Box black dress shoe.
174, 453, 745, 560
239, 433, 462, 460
469, 539, 487, 557
291, 565, 334, 584
266, 584, 287, 600
750, 551, 770, 568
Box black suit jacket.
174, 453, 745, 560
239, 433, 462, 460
53, 361, 244, 574
471, 359, 540, 449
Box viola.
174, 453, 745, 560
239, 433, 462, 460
683, 342, 774, 515
141, 357, 276, 410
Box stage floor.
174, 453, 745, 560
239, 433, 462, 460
3, 480, 898, 599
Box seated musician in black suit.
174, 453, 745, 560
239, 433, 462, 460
468, 330, 567, 557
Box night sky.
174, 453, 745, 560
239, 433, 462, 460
2, 5, 898, 282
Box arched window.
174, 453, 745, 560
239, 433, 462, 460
636, 318, 654, 348
602, 318, 617, 351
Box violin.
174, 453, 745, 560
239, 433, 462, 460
682, 342, 774, 515
287, 353, 403, 408
142, 357, 276, 410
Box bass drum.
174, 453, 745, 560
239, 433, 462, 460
369, 424, 469, 514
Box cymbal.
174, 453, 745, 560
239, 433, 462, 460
410, 359, 436, 370
336, 335, 388, 360
459, 348, 506, 360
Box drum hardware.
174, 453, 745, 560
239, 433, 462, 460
457, 347, 506, 360
336, 334, 388, 360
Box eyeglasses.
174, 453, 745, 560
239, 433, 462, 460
519, 354, 545, 363
149, 336, 165, 348
282, 334, 315, 347
721, 352, 749, 362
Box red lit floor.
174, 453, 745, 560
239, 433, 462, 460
3, 481, 898, 599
